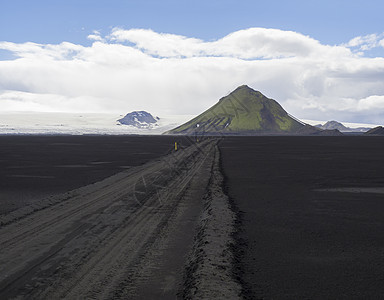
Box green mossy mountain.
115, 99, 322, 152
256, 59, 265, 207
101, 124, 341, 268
167, 85, 314, 135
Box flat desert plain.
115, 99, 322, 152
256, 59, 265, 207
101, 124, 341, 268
0, 135, 384, 299
0, 135, 193, 214
220, 136, 384, 299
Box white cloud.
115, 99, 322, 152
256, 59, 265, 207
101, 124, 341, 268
0, 90, 110, 112
0, 41, 83, 60
87, 30, 105, 42
357, 95, 384, 111
1, 27, 384, 123
345, 33, 384, 53
87, 34, 104, 42
110, 28, 351, 59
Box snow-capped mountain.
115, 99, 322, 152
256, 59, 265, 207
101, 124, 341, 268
117, 111, 159, 129
314, 120, 372, 132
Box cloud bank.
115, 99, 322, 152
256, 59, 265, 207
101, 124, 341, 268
1, 27, 384, 123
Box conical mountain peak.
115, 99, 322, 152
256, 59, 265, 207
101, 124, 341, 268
166, 85, 312, 135
227, 85, 264, 98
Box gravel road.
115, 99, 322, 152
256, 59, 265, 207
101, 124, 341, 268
0, 138, 240, 299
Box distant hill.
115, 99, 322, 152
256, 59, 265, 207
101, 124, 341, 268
166, 85, 327, 135
118, 111, 159, 129
365, 126, 384, 135
316, 120, 371, 133
315, 121, 349, 131
312, 129, 343, 136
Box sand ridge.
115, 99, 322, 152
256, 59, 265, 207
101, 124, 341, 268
182, 145, 242, 299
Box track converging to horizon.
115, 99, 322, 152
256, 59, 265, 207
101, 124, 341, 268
0, 138, 239, 299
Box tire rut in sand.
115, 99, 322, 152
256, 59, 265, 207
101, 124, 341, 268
115, 141, 217, 299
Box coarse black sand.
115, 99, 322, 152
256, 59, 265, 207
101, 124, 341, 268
219, 136, 384, 299
0, 135, 193, 214
1, 135, 384, 299
0, 137, 217, 299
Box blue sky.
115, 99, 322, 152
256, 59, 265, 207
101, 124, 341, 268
1, 0, 384, 123
1, 0, 382, 47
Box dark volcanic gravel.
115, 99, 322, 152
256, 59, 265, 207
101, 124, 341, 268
0, 135, 192, 214
2, 135, 384, 298
219, 136, 384, 299
0, 138, 220, 299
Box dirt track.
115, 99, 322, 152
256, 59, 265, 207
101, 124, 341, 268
0, 138, 239, 299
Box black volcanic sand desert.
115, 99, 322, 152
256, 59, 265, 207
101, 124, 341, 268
0, 135, 192, 214
2, 135, 384, 299
219, 136, 384, 299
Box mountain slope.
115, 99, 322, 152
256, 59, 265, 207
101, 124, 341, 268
365, 126, 384, 135
167, 85, 309, 135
